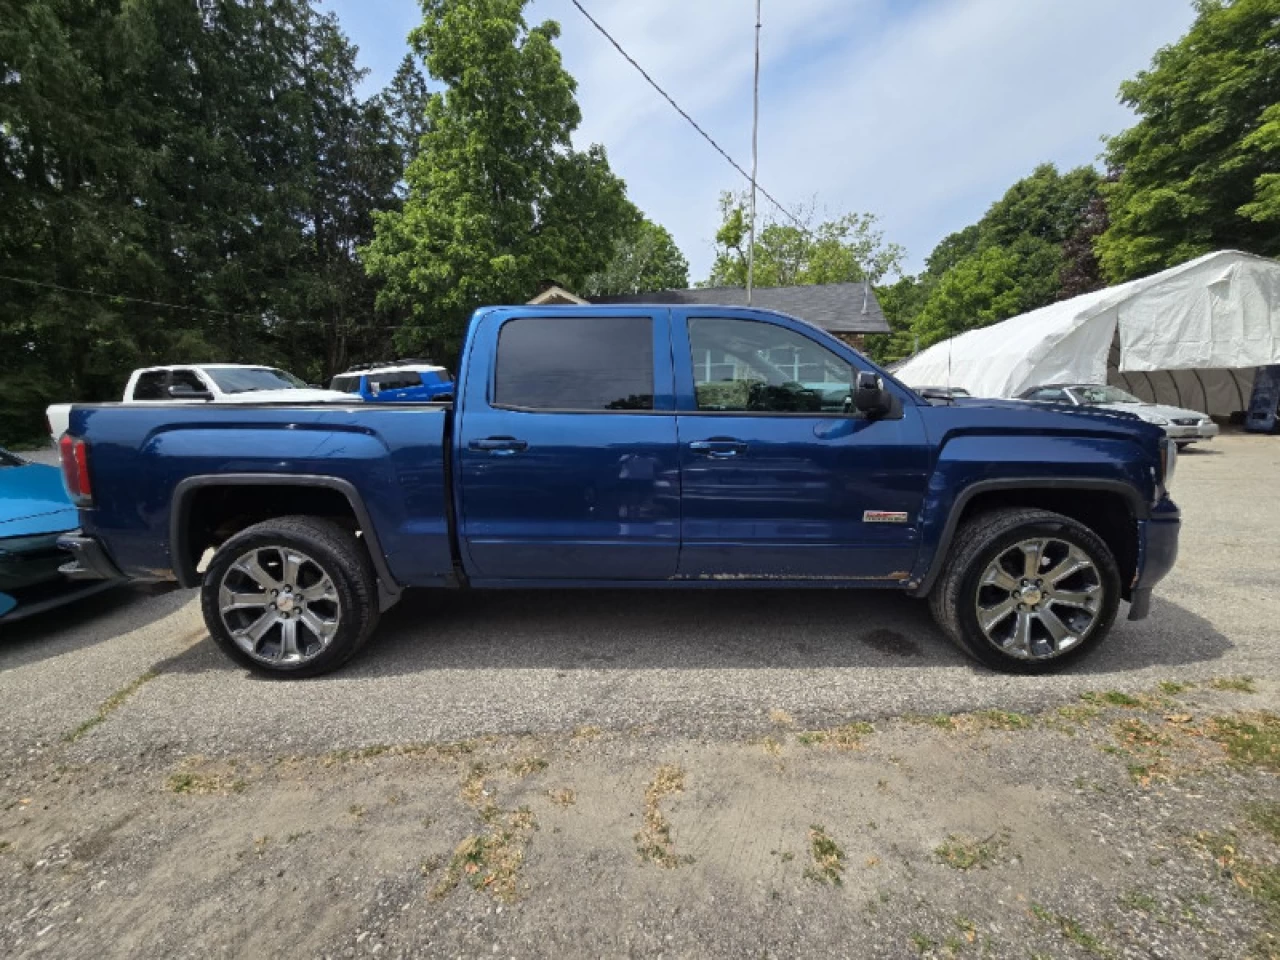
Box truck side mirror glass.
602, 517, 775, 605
853, 371, 892, 418
168, 384, 213, 401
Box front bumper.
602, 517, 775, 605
1164, 422, 1218, 441
1127, 499, 1181, 620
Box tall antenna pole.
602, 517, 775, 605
746, 0, 761, 305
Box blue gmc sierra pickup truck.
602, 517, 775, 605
55, 305, 1181, 677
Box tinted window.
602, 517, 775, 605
169, 369, 206, 391
688, 317, 853, 414
133, 371, 167, 401
205, 367, 307, 394
1029, 388, 1069, 402
495, 316, 653, 411
330, 375, 360, 393
370, 371, 423, 392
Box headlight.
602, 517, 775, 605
1160, 437, 1177, 490
1146, 415, 1169, 426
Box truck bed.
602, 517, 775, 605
69, 401, 455, 588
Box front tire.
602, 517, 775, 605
201, 516, 379, 678
929, 508, 1121, 674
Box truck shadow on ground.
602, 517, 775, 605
162, 588, 1231, 680
0, 583, 189, 671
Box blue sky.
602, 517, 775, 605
321, 0, 1197, 282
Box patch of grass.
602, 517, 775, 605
935, 832, 1003, 870
904, 713, 955, 729
1194, 830, 1280, 921
0, 840, 9, 852
1246, 802, 1280, 844
571, 725, 602, 742
1159, 680, 1194, 695
430, 807, 538, 903
64, 669, 159, 742
908, 932, 935, 954
1112, 717, 1169, 748
548, 788, 576, 807
1209, 676, 1257, 694
1081, 690, 1143, 708
635, 765, 693, 868
461, 764, 489, 806
1029, 904, 1111, 957
768, 708, 794, 726
348, 803, 366, 819
804, 824, 844, 886
796, 721, 874, 750
971, 709, 1033, 731
1204, 712, 1280, 771
165, 760, 247, 795
758, 735, 783, 756
1119, 890, 1159, 912
508, 756, 548, 778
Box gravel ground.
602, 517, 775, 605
0, 433, 1276, 958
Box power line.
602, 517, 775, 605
567, 0, 809, 235
0, 274, 263, 321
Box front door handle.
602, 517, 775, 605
469, 436, 529, 455
689, 439, 747, 458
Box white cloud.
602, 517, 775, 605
540, 0, 1197, 280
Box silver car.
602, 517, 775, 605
1017, 383, 1219, 448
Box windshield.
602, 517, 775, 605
1071, 385, 1142, 405
205, 367, 308, 394
0, 448, 23, 468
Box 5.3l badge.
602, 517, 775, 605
862, 510, 909, 524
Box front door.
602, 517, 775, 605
456, 310, 680, 581
674, 311, 930, 580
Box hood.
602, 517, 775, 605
219, 388, 356, 404
0, 462, 78, 537
950, 396, 1145, 423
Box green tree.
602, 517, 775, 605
583, 218, 689, 295
0, 0, 403, 442
1097, 0, 1280, 281
362, 0, 637, 355
891, 164, 1101, 354
706, 192, 905, 287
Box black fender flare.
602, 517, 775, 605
908, 477, 1149, 597
169, 473, 402, 609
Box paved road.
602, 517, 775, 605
2, 434, 1276, 766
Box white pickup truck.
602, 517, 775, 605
46, 364, 351, 442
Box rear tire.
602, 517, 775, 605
201, 516, 380, 678
928, 508, 1121, 674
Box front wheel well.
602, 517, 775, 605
939, 488, 1139, 598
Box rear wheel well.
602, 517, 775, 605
175, 484, 360, 585
945, 488, 1138, 598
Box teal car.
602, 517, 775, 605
0, 447, 109, 620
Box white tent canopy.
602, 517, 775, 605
893, 250, 1280, 416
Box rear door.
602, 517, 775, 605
674, 309, 930, 580
455, 309, 679, 581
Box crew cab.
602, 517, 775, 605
55, 305, 1181, 677
46, 364, 350, 442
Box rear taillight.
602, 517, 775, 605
58, 434, 93, 506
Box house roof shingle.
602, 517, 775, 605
591, 282, 888, 334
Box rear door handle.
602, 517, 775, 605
689, 439, 747, 458
469, 436, 528, 455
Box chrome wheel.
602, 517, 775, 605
974, 537, 1104, 661
217, 546, 341, 666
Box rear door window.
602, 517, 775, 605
494, 316, 653, 411
132, 371, 168, 401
